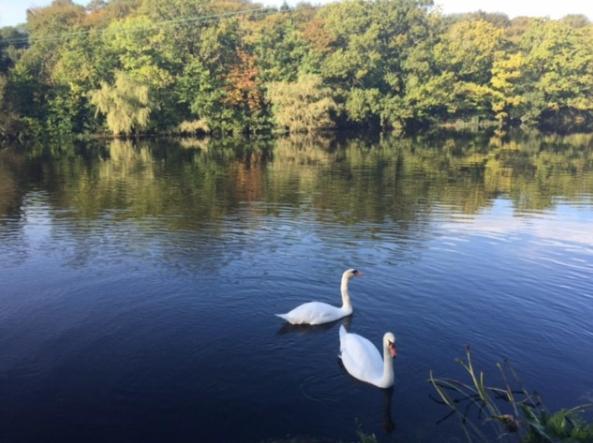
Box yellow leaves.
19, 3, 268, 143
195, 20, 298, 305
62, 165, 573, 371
102, 15, 175, 92
89, 71, 151, 136
133, 64, 174, 90
490, 53, 527, 122
104, 16, 155, 51
438, 18, 505, 78
491, 53, 525, 89
517, 19, 593, 118
568, 96, 593, 111
266, 74, 337, 133
462, 82, 492, 98
449, 19, 504, 48
547, 101, 561, 112
243, 12, 292, 46
391, 34, 408, 50
176, 119, 210, 135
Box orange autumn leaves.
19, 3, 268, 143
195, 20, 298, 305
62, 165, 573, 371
225, 50, 263, 113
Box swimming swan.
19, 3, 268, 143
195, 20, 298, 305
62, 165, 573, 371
339, 325, 397, 388
275, 269, 361, 325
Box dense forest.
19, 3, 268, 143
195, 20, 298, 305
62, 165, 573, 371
1, 0, 593, 140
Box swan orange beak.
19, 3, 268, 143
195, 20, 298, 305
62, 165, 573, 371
389, 342, 397, 359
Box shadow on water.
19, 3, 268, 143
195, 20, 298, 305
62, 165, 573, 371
276, 315, 353, 336
382, 387, 395, 434
336, 359, 396, 435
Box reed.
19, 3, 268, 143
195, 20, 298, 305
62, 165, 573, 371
429, 346, 593, 442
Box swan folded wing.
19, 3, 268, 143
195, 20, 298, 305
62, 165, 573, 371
280, 301, 343, 325
340, 332, 383, 383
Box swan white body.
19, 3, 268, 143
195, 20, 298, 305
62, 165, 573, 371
339, 326, 397, 388
275, 269, 360, 325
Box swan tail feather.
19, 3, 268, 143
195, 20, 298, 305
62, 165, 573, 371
275, 313, 290, 322
339, 324, 347, 339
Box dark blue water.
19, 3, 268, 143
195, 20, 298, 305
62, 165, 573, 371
1, 133, 592, 442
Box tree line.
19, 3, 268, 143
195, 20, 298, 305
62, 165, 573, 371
1, 0, 593, 140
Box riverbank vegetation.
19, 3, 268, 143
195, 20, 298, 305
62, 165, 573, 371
1, 0, 593, 141
431, 348, 593, 442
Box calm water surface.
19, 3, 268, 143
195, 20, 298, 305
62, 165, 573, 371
1, 132, 593, 442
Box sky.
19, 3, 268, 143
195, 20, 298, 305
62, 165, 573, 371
1, 0, 593, 27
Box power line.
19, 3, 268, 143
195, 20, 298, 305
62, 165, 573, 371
0, 6, 275, 45
0, 6, 286, 46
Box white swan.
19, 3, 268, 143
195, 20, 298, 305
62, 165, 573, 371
275, 269, 361, 325
339, 325, 397, 388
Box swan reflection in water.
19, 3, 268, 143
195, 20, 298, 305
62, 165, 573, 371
382, 386, 395, 433
276, 315, 352, 336
274, 313, 394, 435
337, 358, 396, 434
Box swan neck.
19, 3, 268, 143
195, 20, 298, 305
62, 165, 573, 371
382, 344, 395, 387
340, 275, 352, 311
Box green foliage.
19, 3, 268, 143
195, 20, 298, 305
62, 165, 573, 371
523, 408, 593, 442
2, 0, 593, 138
345, 88, 382, 125
0, 74, 10, 139
435, 19, 504, 84
90, 71, 151, 135
518, 21, 593, 127
176, 58, 223, 120
0, 74, 5, 103
103, 15, 174, 90
247, 13, 309, 83
0, 27, 26, 73
430, 348, 593, 443
267, 74, 337, 132
46, 86, 89, 136
491, 53, 527, 124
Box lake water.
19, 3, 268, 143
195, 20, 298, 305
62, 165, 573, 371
1, 131, 592, 442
